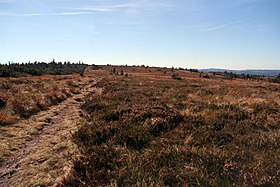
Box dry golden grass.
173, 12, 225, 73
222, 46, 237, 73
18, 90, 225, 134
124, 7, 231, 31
0, 68, 100, 186
1, 66, 279, 186
0, 73, 95, 165
63, 66, 280, 186
0, 74, 83, 124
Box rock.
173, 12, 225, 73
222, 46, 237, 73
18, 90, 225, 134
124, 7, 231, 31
0, 98, 6, 108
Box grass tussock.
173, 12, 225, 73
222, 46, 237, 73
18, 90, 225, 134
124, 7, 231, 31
62, 73, 280, 186
0, 74, 84, 124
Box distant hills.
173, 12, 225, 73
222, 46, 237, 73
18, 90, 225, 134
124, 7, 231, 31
200, 68, 280, 77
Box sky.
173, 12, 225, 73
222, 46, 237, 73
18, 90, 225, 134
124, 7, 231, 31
0, 0, 279, 69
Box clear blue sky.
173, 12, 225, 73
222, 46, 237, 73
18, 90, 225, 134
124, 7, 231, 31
0, 0, 279, 69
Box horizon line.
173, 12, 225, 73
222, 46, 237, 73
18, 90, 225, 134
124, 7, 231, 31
1, 61, 279, 71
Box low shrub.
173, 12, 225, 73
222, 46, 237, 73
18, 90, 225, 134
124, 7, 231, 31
0, 111, 16, 126
172, 73, 182, 80
62, 74, 280, 186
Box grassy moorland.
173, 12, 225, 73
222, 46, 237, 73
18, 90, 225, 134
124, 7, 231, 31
63, 66, 280, 186
0, 71, 97, 168
0, 62, 89, 125
0, 74, 85, 125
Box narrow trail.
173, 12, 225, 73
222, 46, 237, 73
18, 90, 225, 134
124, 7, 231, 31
0, 78, 102, 187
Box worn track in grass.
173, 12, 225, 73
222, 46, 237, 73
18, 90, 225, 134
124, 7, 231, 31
0, 78, 102, 187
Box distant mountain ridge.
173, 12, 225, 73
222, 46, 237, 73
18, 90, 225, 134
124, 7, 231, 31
199, 68, 280, 77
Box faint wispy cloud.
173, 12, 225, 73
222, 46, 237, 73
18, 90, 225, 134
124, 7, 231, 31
0, 0, 180, 18
0, 0, 155, 17
70, 7, 112, 12
205, 20, 245, 32
71, 0, 146, 11
0, 12, 93, 16
59, 12, 92, 15
69, 0, 176, 13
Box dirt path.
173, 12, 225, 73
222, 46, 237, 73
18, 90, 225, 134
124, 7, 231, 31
0, 79, 102, 187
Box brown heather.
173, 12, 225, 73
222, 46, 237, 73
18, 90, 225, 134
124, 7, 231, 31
62, 66, 280, 186
0, 66, 279, 186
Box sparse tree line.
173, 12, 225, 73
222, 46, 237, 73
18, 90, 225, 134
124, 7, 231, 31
110, 68, 128, 77
198, 71, 280, 84
215, 71, 280, 84
0, 59, 88, 77
178, 67, 199, 73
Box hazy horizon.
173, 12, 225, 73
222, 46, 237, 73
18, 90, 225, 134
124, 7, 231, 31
1, 61, 280, 71
1, 0, 279, 69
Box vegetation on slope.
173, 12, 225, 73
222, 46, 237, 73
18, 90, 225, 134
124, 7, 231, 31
63, 73, 280, 186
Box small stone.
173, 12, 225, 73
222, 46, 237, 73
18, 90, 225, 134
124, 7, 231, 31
0, 98, 6, 108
